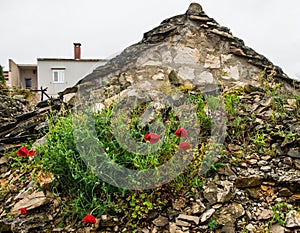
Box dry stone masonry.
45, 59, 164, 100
1, 2, 300, 233
60, 3, 299, 102
59, 3, 300, 232
0, 95, 63, 153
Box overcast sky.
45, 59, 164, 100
1, 0, 300, 80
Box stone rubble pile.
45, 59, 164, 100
0, 95, 63, 153
76, 85, 299, 233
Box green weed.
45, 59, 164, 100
207, 218, 218, 230
269, 203, 292, 230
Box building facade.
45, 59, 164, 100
37, 43, 107, 97
37, 58, 106, 97
9, 59, 38, 89
9, 43, 107, 97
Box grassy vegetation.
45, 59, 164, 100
269, 203, 293, 230
0, 65, 8, 95
207, 218, 219, 231
5, 71, 299, 231
29, 92, 222, 227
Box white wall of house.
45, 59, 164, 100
37, 59, 106, 97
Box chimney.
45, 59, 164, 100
74, 43, 81, 60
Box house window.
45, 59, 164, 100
52, 69, 65, 83
25, 78, 32, 89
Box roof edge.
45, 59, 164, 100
37, 58, 108, 62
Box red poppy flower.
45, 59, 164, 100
20, 208, 27, 215
17, 146, 36, 157
178, 142, 191, 150
82, 214, 96, 224
144, 133, 160, 144
175, 128, 188, 138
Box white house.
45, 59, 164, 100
37, 43, 107, 97
9, 60, 38, 90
